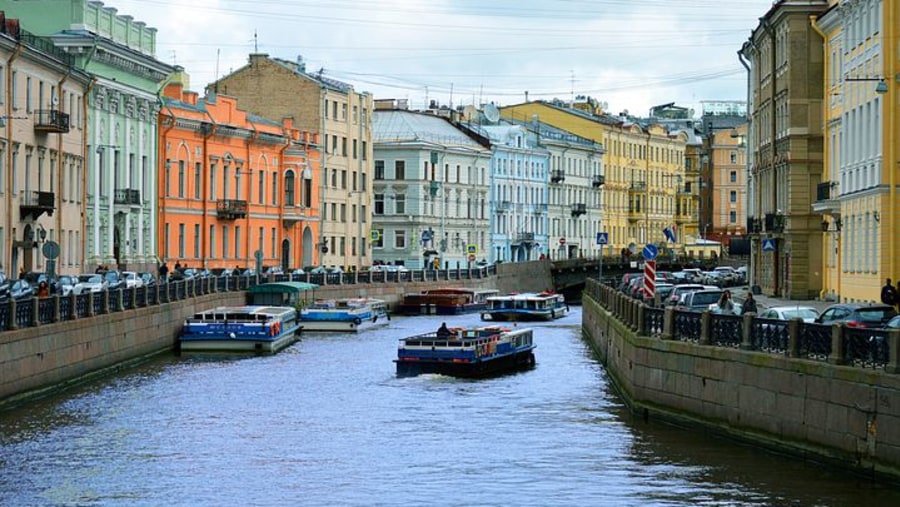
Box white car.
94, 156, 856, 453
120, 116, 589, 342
757, 306, 819, 323
121, 271, 144, 289
73, 274, 108, 295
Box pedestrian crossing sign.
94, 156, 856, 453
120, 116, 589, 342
762, 238, 776, 252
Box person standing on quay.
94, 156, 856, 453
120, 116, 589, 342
881, 278, 897, 307
742, 291, 758, 314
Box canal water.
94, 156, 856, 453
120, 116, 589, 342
1, 308, 898, 506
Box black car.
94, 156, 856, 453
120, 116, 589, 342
815, 303, 897, 328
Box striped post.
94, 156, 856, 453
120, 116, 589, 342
643, 260, 656, 299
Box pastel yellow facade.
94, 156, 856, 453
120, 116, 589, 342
814, 0, 900, 303
501, 102, 691, 255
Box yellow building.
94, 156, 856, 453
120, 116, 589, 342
813, 0, 899, 303
501, 102, 691, 255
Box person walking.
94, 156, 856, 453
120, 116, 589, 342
717, 290, 735, 315
881, 278, 897, 307
159, 262, 169, 282
742, 291, 758, 314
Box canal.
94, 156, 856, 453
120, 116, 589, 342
1, 308, 898, 506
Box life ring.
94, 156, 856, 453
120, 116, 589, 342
353, 317, 362, 325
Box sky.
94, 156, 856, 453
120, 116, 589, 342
111, 0, 776, 118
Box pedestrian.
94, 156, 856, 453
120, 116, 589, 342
895, 280, 900, 312
881, 278, 897, 307
37, 281, 50, 298
717, 290, 735, 315
742, 291, 758, 314
95, 264, 103, 274
436, 322, 450, 339
174, 261, 182, 271
159, 262, 169, 282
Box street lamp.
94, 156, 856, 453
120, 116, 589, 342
845, 76, 889, 94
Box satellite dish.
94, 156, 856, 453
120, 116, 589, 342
483, 103, 500, 123
51, 96, 59, 106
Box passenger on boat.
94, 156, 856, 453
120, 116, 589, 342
436, 322, 450, 339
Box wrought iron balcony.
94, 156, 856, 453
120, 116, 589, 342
551, 170, 565, 183
114, 188, 141, 205
629, 181, 647, 193
34, 109, 70, 133
20, 190, 54, 219
282, 205, 306, 227
570, 203, 587, 217
515, 232, 535, 244
764, 213, 785, 233
591, 174, 605, 188
677, 184, 693, 196
746, 216, 763, 234
816, 181, 835, 202
216, 199, 248, 220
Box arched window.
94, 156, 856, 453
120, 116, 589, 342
285, 170, 296, 206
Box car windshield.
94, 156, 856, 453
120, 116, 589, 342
79, 274, 101, 283
692, 292, 722, 306
104, 272, 119, 281
59, 276, 74, 285
782, 308, 819, 320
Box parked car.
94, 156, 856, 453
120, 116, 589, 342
73, 274, 108, 295
263, 266, 284, 275
369, 265, 406, 273
0, 279, 34, 301
757, 306, 820, 323
815, 303, 897, 328
885, 315, 900, 329
104, 271, 125, 290
619, 272, 643, 292
709, 301, 743, 315
139, 272, 156, 287
57, 275, 77, 296
667, 284, 708, 306
678, 289, 725, 312
121, 271, 144, 289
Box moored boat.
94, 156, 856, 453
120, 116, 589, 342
395, 324, 536, 378
300, 298, 390, 332
396, 288, 499, 315
179, 305, 301, 353
481, 292, 569, 321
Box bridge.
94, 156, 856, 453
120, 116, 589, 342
549, 255, 719, 302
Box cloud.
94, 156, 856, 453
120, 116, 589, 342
113, 0, 771, 116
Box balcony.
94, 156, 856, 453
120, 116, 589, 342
746, 216, 763, 234
674, 205, 693, 223
515, 232, 535, 244
34, 109, 70, 133
627, 206, 642, 222
551, 170, 565, 183
628, 181, 647, 194
282, 205, 306, 227
114, 188, 141, 206
216, 199, 248, 220
591, 174, 605, 188
677, 184, 693, 196
535, 203, 548, 214
764, 213, 785, 233
570, 203, 587, 217
812, 181, 840, 214
496, 200, 512, 212
20, 190, 54, 220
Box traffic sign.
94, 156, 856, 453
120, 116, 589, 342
596, 232, 609, 245
468, 254, 476, 262
642, 244, 659, 260
466, 244, 478, 255
762, 238, 776, 252
559, 237, 566, 245
370, 229, 381, 242
42, 240, 60, 260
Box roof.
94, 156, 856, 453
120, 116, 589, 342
247, 281, 319, 294
271, 57, 354, 93
373, 110, 487, 150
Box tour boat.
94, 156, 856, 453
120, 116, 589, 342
481, 291, 569, 321
395, 324, 536, 378
300, 298, 390, 332
396, 288, 500, 315
179, 305, 301, 353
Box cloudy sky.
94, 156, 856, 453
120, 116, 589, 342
112, 0, 774, 117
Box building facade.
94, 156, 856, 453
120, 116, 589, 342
4, 0, 176, 273
159, 79, 321, 272
813, 0, 900, 302
741, 0, 828, 299
372, 106, 491, 269
0, 16, 91, 276
708, 122, 749, 245
209, 54, 373, 271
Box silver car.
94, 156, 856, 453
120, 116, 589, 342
73, 274, 108, 295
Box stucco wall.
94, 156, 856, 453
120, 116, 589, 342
495, 260, 553, 294
582, 294, 900, 482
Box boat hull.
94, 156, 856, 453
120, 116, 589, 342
395, 349, 536, 378
396, 302, 487, 316
179, 325, 302, 354
481, 306, 569, 321
300, 318, 387, 332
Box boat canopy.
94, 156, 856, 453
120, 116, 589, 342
248, 281, 318, 306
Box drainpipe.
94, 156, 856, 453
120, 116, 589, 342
4, 43, 23, 273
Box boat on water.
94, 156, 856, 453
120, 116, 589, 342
396, 288, 500, 315
179, 305, 301, 353
481, 292, 569, 321
300, 298, 390, 332
395, 324, 536, 377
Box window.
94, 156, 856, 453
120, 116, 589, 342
730, 170, 737, 183
178, 160, 185, 197
339, 237, 346, 255
285, 171, 296, 206
271, 172, 278, 205
194, 162, 201, 199
193, 224, 200, 258
395, 194, 405, 214
332, 100, 338, 119
331, 135, 338, 154
375, 160, 385, 180
340, 203, 346, 222
223, 226, 229, 258
26, 76, 32, 113
210, 163, 217, 200
341, 103, 347, 120
210, 225, 216, 258
234, 226, 241, 259
729, 210, 737, 223
342, 137, 347, 157
10, 71, 17, 109
331, 169, 338, 188
178, 224, 185, 258
395, 160, 405, 180
395, 230, 406, 249
730, 152, 737, 164
258, 171, 265, 204
341, 170, 347, 189
374, 194, 384, 214
361, 141, 367, 160
729, 190, 737, 203
353, 139, 358, 159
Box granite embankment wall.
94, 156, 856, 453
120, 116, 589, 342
582, 292, 900, 482
0, 262, 551, 409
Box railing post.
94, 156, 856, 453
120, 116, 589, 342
699, 310, 711, 345
740, 312, 754, 349
30, 298, 39, 326
661, 306, 674, 340
87, 292, 95, 317
116, 289, 123, 312
634, 302, 644, 332
787, 318, 801, 357
8, 299, 17, 330
102, 290, 109, 314
53, 295, 60, 323
828, 324, 846, 365
886, 329, 900, 374
69, 293, 77, 320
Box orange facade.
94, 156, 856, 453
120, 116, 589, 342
158, 82, 321, 272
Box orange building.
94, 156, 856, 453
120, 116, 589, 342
158, 78, 321, 272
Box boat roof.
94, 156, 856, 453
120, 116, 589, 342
487, 292, 561, 300
247, 281, 320, 294
195, 305, 296, 317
